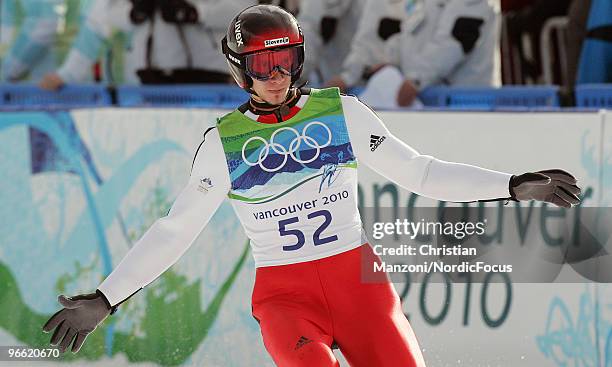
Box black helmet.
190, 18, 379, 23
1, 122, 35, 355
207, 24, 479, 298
221, 5, 305, 92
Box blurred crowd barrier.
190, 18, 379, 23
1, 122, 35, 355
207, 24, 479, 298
0, 83, 611, 110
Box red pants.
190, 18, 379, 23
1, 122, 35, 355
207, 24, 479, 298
252, 244, 426, 366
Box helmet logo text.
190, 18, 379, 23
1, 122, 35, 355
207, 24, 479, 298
264, 37, 290, 48
228, 53, 241, 65
235, 20, 244, 46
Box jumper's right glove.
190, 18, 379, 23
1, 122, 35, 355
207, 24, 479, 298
510, 169, 581, 208
42, 291, 112, 353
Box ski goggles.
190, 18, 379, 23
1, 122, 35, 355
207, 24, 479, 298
243, 46, 304, 81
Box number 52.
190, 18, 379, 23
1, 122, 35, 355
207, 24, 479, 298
279, 210, 338, 251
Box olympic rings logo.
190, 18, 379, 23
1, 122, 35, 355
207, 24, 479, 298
241, 121, 332, 173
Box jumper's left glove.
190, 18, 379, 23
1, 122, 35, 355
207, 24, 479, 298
510, 169, 581, 208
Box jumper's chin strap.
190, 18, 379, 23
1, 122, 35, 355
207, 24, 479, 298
248, 88, 301, 121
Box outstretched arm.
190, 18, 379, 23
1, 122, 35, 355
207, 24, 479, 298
342, 95, 580, 206
97, 127, 231, 307
43, 127, 231, 353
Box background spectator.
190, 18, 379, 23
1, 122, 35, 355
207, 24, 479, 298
40, 0, 256, 90
325, 0, 404, 91
40, 0, 131, 89
385, 0, 502, 106
1, 0, 82, 82
298, 0, 366, 86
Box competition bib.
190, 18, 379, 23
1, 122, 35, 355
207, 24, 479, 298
216, 88, 364, 266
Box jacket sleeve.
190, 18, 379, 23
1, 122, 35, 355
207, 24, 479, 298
97, 128, 231, 307
1, 0, 61, 81
298, 0, 354, 80
57, 0, 131, 83
339, 0, 397, 87
341, 95, 512, 201
399, 0, 495, 89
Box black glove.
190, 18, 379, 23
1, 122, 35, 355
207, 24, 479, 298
160, 0, 199, 24
510, 169, 581, 208
42, 291, 112, 353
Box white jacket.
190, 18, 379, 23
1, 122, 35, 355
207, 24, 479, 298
384, 0, 501, 89
58, 0, 256, 84
339, 0, 406, 86
298, 0, 366, 84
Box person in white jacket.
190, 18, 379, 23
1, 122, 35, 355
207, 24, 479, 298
1, 0, 69, 82
324, 0, 406, 91
39, 0, 256, 89
328, 0, 502, 106
297, 0, 366, 85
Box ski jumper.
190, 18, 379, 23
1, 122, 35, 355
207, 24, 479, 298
97, 87, 512, 366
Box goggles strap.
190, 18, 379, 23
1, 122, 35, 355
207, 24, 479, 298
222, 37, 245, 68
